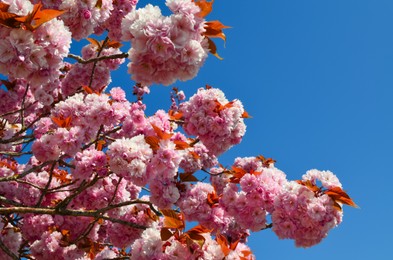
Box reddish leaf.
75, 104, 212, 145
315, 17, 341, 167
144, 208, 159, 222
179, 172, 199, 182
216, 233, 230, 256
52, 115, 72, 129
96, 139, 106, 151
296, 180, 321, 193
104, 39, 122, 49
87, 38, 101, 48
87, 37, 122, 50
207, 191, 220, 207
256, 155, 276, 167
0, 3, 9, 11
229, 166, 247, 183
61, 229, 70, 236
82, 85, 105, 95
52, 169, 71, 184
161, 209, 185, 230
187, 225, 212, 234
240, 249, 254, 259
160, 227, 174, 241
82, 85, 94, 94
168, 109, 183, 121
0, 158, 18, 174
185, 232, 206, 248
325, 186, 358, 209
241, 110, 252, 118
14, 2, 66, 31
206, 37, 223, 60
189, 151, 200, 159
151, 123, 173, 140
145, 136, 160, 151
204, 20, 231, 41
214, 99, 234, 113
193, 0, 214, 17
0, 9, 19, 28
174, 140, 190, 150
230, 239, 240, 251
249, 169, 262, 176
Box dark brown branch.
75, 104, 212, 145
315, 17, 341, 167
0, 207, 146, 230
0, 111, 49, 146
0, 134, 34, 145
20, 84, 29, 129
89, 37, 108, 88
15, 179, 43, 190
55, 175, 100, 210
82, 125, 121, 150
72, 218, 101, 244
261, 223, 273, 230
36, 161, 57, 206
46, 180, 77, 193
201, 168, 229, 176
0, 237, 18, 260
98, 199, 161, 217
67, 53, 128, 65
0, 151, 32, 156
107, 177, 122, 207
0, 196, 24, 207
0, 101, 36, 118
0, 160, 54, 182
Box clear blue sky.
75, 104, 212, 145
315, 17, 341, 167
82, 0, 392, 259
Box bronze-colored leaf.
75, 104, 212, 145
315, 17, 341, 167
193, 0, 214, 17
325, 186, 358, 209
179, 172, 199, 182
161, 209, 185, 230
160, 227, 173, 241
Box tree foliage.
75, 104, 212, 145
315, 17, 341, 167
0, 0, 356, 259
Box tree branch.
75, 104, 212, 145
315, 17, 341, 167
0, 206, 147, 230
0, 160, 54, 182
0, 237, 19, 260
67, 53, 128, 65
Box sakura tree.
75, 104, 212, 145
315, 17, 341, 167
0, 0, 357, 259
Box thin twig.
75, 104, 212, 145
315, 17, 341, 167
36, 161, 57, 206
261, 223, 273, 230
88, 37, 109, 88
20, 84, 29, 129
0, 102, 35, 118
107, 177, 122, 206
0, 134, 34, 145
81, 125, 121, 150
72, 217, 101, 244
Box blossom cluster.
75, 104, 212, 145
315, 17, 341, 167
180, 87, 247, 156
0, 0, 72, 104
121, 0, 209, 86
272, 170, 344, 247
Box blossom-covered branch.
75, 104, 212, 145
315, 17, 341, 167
0, 0, 356, 259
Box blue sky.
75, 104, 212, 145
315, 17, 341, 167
77, 0, 392, 259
